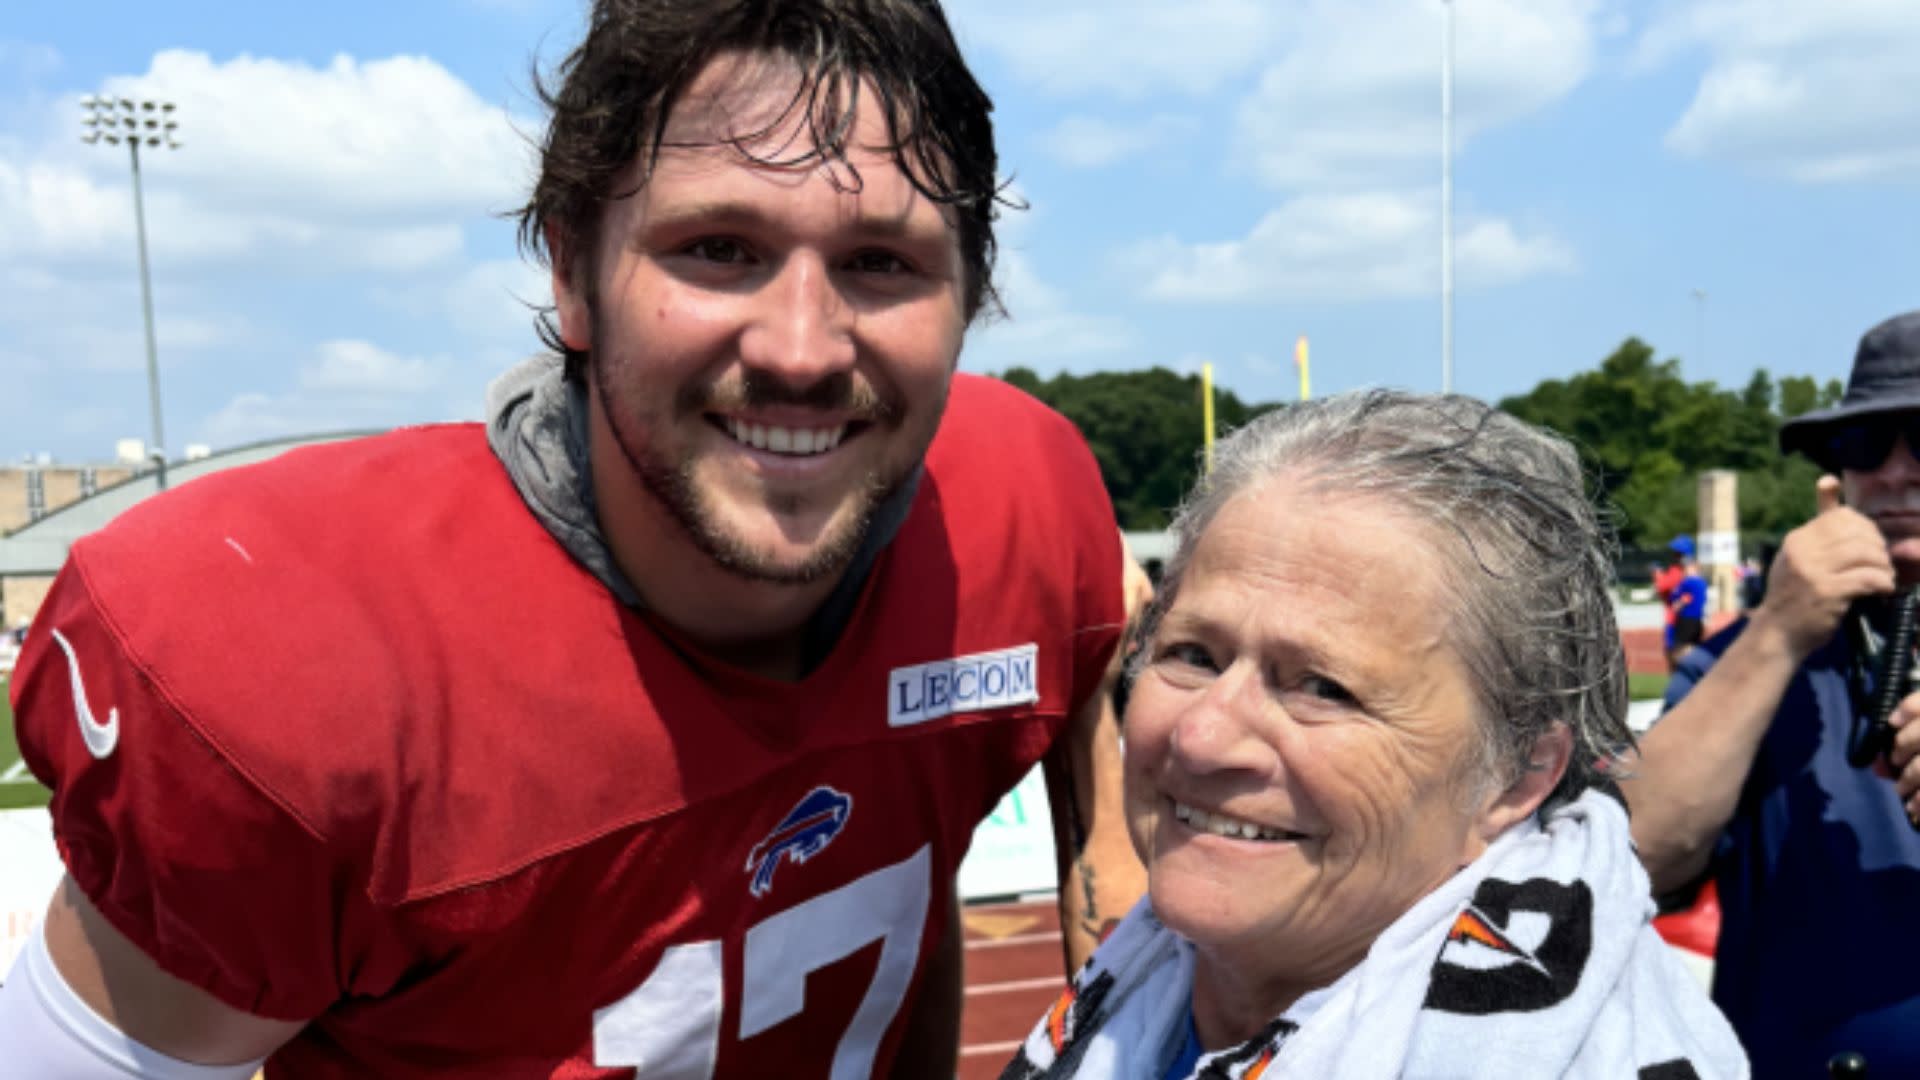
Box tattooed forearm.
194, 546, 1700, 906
1074, 859, 1120, 947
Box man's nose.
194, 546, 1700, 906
738, 253, 857, 388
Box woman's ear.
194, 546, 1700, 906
1477, 725, 1574, 842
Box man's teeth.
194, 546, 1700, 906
1172, 801, 1299, 842
724, 420, 847, 456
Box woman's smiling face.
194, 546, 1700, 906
1125, 476, 1506, 1001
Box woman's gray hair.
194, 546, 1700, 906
1130, 388, 1631, 812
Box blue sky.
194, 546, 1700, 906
4, 0, 1918, 463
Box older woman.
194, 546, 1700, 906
1004, 391, 1745, 1079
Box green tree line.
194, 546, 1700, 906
999, 338, 1843, 547
999, 366, 1276, 530
1498, 338, 1843, 552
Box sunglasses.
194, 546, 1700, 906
1819, 419, 1920, 473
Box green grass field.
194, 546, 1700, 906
1629, 672, 1669, 703
1, 676, 53, 810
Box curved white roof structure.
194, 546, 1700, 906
0, 431, 380, 576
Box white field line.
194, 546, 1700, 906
960, 1039, 1026, 1059
964, 975, 1064, 998
966, 930, 1062, 951
1, 760, 32, 783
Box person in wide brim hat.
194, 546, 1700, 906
1779, 310, 1920, 466
1619, 306, 1920, 1075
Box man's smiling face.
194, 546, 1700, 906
555, 52, 968, 585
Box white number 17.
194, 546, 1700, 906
593, 845, 932, 1079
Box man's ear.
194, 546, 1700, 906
548, 226, 593, 353
1477, 724, 1574, 842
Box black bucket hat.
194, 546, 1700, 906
1779, 310, 1920, 460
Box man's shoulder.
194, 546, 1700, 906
65, 423, 535, 698
41, 424, 614, 863
81, 424, 501, 558
938, 373, 1086, 451
926, 374, 1110, 522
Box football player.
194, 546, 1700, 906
0, 1, 1144, 1075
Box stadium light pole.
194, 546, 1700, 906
1440, 0, 1455, 394
81, 94, 180, 489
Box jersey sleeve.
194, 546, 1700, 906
12, 553, 362, 1021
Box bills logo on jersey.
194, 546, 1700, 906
889, 643, 1039, 727
746, 786, 853, 898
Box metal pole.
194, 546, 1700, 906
1440, 0, 1454, 394
127, 135, 167, 488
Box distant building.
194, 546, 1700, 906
0, 434, 374, 631
0, 459, 136, 631
0, 461, 139, 536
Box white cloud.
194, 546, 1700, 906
0, 48, 546, 460
949, 0, 1289, 98
444, 258, 553, 343
1641, 1, 1920, 183
0, 159, 130, 258
105, 50, 534, 219
1233, 0, 1601, 190
299, 340, 444, 395
958, 0, 1596, 307
1037, 114, 1195, 169
0, 263, 245, 374
1130, 191, 1573, 303
964, 250, 1138, 373
201, 340, 458, 446
200, 392, 321, 447
0, 50, 533, 272
953, 0, 1602, 187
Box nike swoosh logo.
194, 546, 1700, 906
49, 628, 119, 760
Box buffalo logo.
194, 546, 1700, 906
746, 786, 853, 898
1424, 877, 1593, 1015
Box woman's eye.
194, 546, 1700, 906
682, 237, 752, 264
1298, 674, 1355, 705
1156, 641, 1218, 672
844, 249, 912, 275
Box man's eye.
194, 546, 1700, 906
844, 249, 912, 275
682, 238, 753, 264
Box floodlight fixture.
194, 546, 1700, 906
79, 92, 182, 488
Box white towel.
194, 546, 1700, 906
1002, 788, 1748, 1079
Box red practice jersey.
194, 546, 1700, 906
12, 374, 1124, 1077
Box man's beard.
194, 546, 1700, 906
592, 355, 906, 586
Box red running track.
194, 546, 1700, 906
960, 899, 1066, 1080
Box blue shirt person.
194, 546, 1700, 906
1621, 310, 1920, 1078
